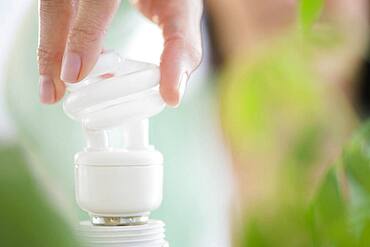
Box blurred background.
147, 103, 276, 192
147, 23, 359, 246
0, 0, 369, 246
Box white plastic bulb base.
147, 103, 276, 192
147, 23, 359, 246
78, 220, 168, 247
63, 51, 166, 225
75, 149, 163, 219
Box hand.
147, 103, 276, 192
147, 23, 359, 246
38, 0, 203, 106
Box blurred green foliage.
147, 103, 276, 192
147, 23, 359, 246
220, 35, 325, 151
299, 0, 324, 32
220, 33, 368, 246
239, 122, 370, 247
0, 145, 82, 247
220, 0, 370, 246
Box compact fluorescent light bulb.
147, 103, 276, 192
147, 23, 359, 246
63, 51, 165, 226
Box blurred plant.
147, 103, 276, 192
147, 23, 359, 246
0, 145, 82, 247
219, 0, 369, 246
236, 122, 370, 247
299, 0, 323, 32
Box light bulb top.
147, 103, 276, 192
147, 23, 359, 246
63, 52, 165, 130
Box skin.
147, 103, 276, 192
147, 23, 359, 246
37, 0, 203, 106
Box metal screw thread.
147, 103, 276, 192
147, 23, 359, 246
91, 215, 149, 226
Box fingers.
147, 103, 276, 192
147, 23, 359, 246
38, 0, 74, 104
157, 0, 203, 106
159, 37, 201, 106
38, 0, 201, 107
60, 0, 120, 83
38, 0, 119, 103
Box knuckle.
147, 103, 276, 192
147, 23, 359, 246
68, 25, 104, 49
188, 42, 202, 67
37, 47, 61, 73
40, 0, 71, 15
40, 0, 58, 9
165, 34, 203, 69
181, 37, 202, 68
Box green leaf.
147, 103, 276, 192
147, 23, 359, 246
243, 219, 270, 247
299, 0, 324, 31
359, 221, 370, 246
343, 120, 370, 193
311, 168, 355, 246
343, 121, 370, 241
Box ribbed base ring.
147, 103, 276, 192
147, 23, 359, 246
78, 220, 168, 247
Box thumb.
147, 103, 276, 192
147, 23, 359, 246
61, 0, 120, 83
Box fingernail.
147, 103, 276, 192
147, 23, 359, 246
176, 72, 189, 106
61, 51, 81, 82
39, 75, 55, 104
